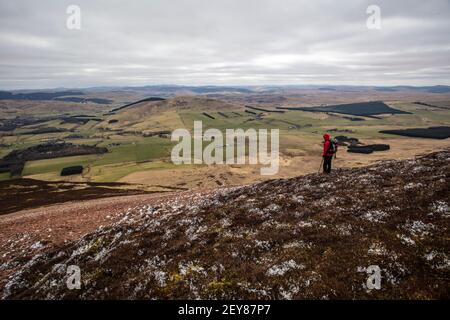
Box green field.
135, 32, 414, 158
21, 136, 173, 177
2, 97, 450, 183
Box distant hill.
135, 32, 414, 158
113, 96, 241, 115
121, 85, 253, 94
0, 90, 113, 105
53, 97, 113, 104
374, 85, 450, 93
0, 91, 84, 101
109, 97, 166, 113
4, 85, 450, 97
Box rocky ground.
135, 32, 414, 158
1, 150, 449, 299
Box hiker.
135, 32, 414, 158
322, 133, 336, 173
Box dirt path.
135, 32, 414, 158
0, 193, 177, 246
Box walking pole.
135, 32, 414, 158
318, 157, 324, 173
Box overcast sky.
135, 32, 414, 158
0, 0, 449, 89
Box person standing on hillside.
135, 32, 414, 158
322, 133, 336, 173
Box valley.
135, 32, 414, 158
1, 86, 450, 196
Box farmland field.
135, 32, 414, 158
1, 87, 450, 189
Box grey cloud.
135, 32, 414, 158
0, 0, 449, 89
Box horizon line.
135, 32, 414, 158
2, 83, 450, 92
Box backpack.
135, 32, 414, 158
328, 139, 336, 154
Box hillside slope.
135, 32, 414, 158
2, 151, 450, 299
96, 96, 244, 133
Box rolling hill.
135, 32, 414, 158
2, 150, 449, 299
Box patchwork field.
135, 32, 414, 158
1, 88, 450, 192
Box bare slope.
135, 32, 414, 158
0, 178, 151, 215
110, 96, 241, 119
2, 151, 450, 299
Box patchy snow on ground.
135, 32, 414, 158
30, 241, 45, 250
266, 260, 304, 276
2, 150, 449, 299
368, 243, 388, 256
360, 210, 388, 223
397, 234, 416, 246
403, 220, 435, 237
431, 200, 450, 217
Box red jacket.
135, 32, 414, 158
323, 134, 333, 156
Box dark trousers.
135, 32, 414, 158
323, 156, 332, 173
